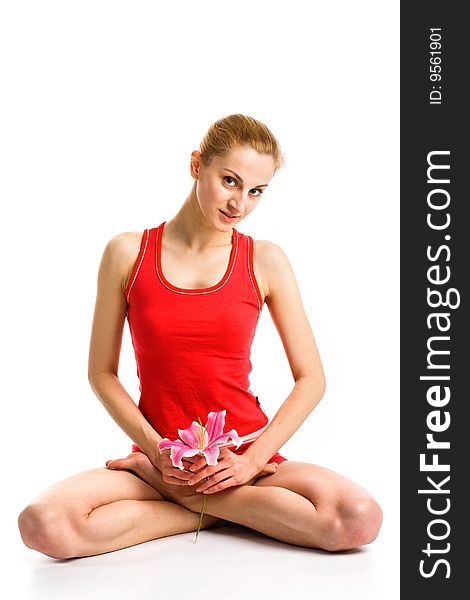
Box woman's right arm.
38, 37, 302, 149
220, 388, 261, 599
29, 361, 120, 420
87, 232, 163, 469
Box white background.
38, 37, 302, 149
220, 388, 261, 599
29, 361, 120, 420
1, 1, 399, 598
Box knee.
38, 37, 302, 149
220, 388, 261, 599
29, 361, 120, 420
18, 502, 78, 559
322, 496, 383, 552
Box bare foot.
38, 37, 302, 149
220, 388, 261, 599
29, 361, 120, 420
106, 452, 161, 488
106, 452, 202, 508
106, 453, 230, 528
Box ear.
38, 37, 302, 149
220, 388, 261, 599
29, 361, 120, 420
190, 150, 202, 179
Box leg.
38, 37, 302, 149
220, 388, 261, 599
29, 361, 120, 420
187, 461, 382, 550
18, 461, 227, 559
115, 455, 382, 551
253, 461, 383, 550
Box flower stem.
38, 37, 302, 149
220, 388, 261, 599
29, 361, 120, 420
193, 494, 207, 544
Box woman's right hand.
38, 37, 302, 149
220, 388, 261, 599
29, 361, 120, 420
154, 448, 197, 486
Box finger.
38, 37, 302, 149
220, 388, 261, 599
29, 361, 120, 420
165, 455, 201, 474
198, 473, 233, 494
189, 462, 205, 473
181, 459, 197, 472
194, 468, 231, 493
160, 454, 193, 477
189, 456, 210, 472
170, 467, 194, 482
164, 475, 193, 486
187, 464, 220, 486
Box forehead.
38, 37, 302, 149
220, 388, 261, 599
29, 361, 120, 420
212, 145, 276, 181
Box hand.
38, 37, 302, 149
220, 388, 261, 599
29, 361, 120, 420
156, 448, 199, 487
186, 447, 278, 495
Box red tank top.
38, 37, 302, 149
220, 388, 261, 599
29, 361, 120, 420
125, 221, 270, 447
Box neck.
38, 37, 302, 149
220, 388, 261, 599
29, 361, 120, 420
164, 182, 233, 251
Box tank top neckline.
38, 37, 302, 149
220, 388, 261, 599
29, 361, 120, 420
155, 221, 239, 294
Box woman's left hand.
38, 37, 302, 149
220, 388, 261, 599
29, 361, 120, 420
187, 447, 278, 494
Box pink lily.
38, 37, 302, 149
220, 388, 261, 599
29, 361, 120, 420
158, 410, 243, 543
158, 410, 243, 469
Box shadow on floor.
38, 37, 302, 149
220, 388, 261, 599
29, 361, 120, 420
26, 526, 381, 600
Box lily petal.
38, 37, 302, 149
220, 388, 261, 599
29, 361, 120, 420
170, 446, 202, 469
158, 438, 187, 451
202, 445, 220, 466
205, 410, 226, 441
178, 423, 201, 448
209, 428, 243, 449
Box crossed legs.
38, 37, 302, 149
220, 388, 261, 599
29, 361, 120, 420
18, 453, 382, 558
17, 467, 227, 559
108, 453, 382, 551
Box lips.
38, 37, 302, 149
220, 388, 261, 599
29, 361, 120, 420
220, 210, 239, 219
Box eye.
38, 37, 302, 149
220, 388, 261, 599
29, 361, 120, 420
223, 176, 263, 198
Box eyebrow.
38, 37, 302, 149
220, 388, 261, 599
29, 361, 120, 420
222, 168, 269, 188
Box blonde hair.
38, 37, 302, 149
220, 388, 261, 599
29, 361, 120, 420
199, 114, 285, 171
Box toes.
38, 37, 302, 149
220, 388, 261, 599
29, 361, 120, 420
106, 458, 128, 470
106, 452, 150, 471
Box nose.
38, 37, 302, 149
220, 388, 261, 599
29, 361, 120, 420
229, 190, 247, 214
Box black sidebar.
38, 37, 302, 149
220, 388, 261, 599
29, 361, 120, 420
401, 2, 467, 597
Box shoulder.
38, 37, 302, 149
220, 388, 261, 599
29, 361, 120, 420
253, 239, 296, 302
99, 231, 146, 294
254, 239, 289, 264
104, 230, 144, 259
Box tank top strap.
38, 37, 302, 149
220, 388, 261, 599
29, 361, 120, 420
229, 230, 264, 312
246, 233, 264, 311
124, 226, 155, 302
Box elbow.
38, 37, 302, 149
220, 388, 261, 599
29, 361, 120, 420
88, 369, 111, 393
315, 361, 327, 400
88, 371, 114, 405
307, 366, 326, 399
314, 373, 326, 405
88, 361, 117, 384
318, 374, 326, 400
87, 366, 98, 387
88, 371, 98, 395
297, 372, 326, 408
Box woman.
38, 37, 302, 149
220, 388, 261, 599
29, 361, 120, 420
18, 114, 382, 558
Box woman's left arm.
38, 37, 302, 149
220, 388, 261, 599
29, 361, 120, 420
242, 240, 326, 470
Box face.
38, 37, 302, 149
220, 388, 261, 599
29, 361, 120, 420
191, 144, 276, 231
